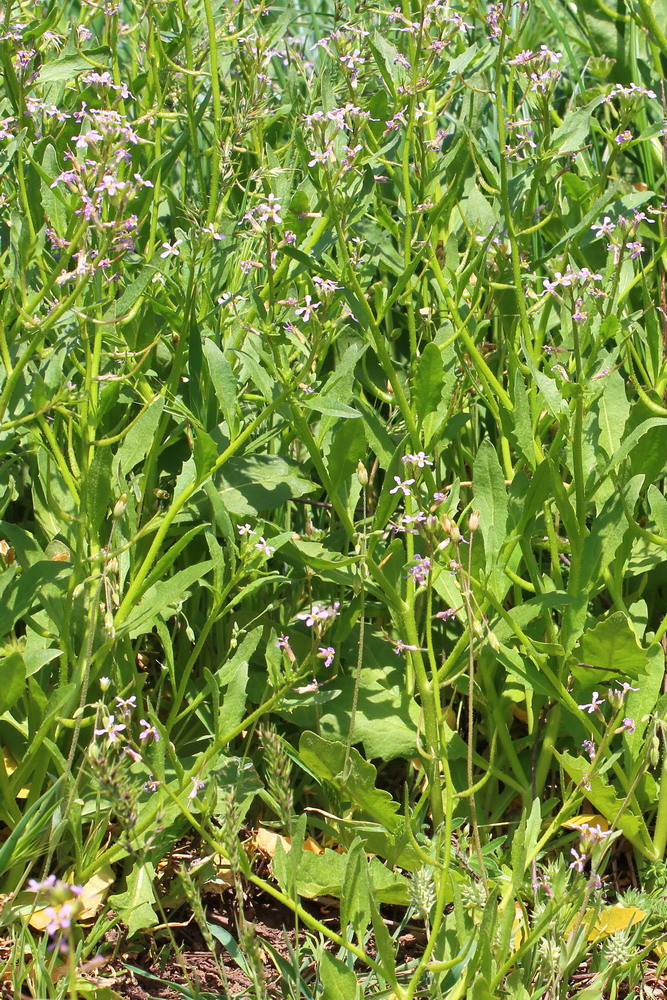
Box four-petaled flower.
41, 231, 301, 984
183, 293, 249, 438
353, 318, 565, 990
318, 646, 335, 667
255, 536, 275, 557
160, 240, 182, 258
578, 691, 604, 714
237, 523, 255, 536
295, 294, 321, 323
94, 714, 126, 742
139, 719, 160, 743
569, 848, 587, 873
389, 476, 415, 496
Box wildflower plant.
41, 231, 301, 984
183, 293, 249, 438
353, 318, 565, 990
1, 0, 667, 995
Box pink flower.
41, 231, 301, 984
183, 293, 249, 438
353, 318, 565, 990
139, 720, 160, 743
317, 646, 335, 667
94, 715, 126, 742
389, 476, 415, 496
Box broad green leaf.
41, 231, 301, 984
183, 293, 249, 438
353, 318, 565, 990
87, 446, 113, 535
326, 419, 367, 496
38, 53, 92, 84
216, 454, 317, 517
109, 861, 158, 937
276, 846, 410, 904
572, 612, 649, 685
596, 370, 630, 460
299, 732, 400, 831
319, 949, 360, 1000
0, 562, 68, 640
549, 95, 605, 154
413, 342, 444, 422
648, 484, 667, 537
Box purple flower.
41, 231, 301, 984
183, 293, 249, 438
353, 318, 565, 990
139, 720, 160, 743
296, 602, 340, 627
318, 646, 335, 667
255, 536, 275, 557
614, 130, 633, 144
94, 715, 126, 742
582, 738, 596, 759
407, 555, 431, 586
389, 476, 415, 496
115, 695, 137, 715
122, 745, 142, 763
569, 848, 587, 873
294, 294, 321, 323
436, 607, 457, 621
578, 692, 605, 714
160, 240, 182, 258
621, 717, 636, 733
276, 635, 291, 651
402, 452, 433, 468
188, 778, 206, 802
394, 639, 419, 655
626, 241, 645, 259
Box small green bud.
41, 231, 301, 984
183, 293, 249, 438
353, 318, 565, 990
356, 460, 368, 487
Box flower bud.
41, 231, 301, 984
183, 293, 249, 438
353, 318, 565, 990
651, 736, 661, 768
469, 509, 480, 532
356, 460, 368, 487
487, 630, 500, 652
113, 493, 127, 520
99, 676, 111, 692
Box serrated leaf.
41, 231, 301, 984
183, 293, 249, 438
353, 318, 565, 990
298, 732, 400, 831
572, 612, 649, 683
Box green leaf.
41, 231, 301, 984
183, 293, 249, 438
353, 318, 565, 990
571, 612, 649, 684
413, 342, 444, 422
549, 95, 605, 154
341, 839, 372, 944
87, 446, 113, 535
299, 732, 400, 831
556, 751, 648, 856
319, 949, 360, 1000
109, 861, 159, 937
326, 419, 366, 496
192, 426, 218, 478
38, 53, 92, 85
202, 339, 239, 437
117, 398, 165, 476
276, 846, 410, 904
473, 439, 508, 588
302, 396, 360, 419
0, 562, 68, 640
216, 454, 317, 517
0, 652, 26, 713
595, 370, 630, 460
120, 560, 215, 638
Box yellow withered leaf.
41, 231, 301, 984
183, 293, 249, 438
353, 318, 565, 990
252, 826, 323, 858
562, 814, 609, 833
567, 904, 646, 942
2, 748, 29, 799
